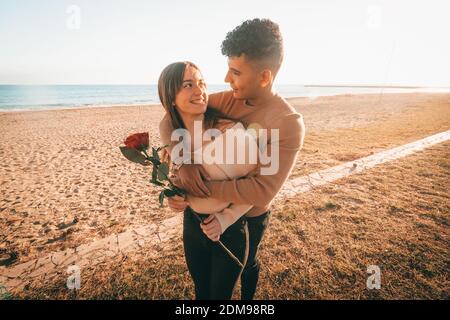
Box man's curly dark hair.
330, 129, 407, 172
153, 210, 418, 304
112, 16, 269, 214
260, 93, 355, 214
221, 18, 284, 74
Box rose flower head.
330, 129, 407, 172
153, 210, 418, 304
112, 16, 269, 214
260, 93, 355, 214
124, 132, 149, 152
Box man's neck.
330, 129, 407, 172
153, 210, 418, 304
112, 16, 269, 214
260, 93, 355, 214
245, 87, 277, 107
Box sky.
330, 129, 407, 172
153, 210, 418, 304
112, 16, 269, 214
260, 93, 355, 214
0, 0, 449, 86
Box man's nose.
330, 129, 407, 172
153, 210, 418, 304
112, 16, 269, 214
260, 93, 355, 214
224, 71, 231, 83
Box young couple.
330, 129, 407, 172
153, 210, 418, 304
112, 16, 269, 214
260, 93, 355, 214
158, 18, 305, 300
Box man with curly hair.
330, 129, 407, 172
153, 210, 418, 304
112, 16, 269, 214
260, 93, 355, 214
160, 18, 305, 300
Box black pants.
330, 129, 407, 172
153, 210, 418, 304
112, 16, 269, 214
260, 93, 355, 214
183, 207, 271, 300
240, 210, 271, 300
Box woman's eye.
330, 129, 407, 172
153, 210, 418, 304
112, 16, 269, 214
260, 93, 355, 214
184, 83, 192, 88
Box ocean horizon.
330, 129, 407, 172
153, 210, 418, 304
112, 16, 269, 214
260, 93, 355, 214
1, 84, 449, 112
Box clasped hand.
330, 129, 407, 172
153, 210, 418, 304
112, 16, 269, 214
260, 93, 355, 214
167, 195, 222, 242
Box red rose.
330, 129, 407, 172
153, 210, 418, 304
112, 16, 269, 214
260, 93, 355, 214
124, 132, 149, 151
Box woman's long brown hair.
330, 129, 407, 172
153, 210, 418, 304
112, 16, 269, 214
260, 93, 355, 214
157, 61, 233, 131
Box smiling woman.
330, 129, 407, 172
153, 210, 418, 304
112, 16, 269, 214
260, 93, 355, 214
158, 61, 205, 131
157, 61, 232, 139
174, 66, 208, 125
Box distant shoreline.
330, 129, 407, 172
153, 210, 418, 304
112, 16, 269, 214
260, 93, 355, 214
1, 84, 449, 88
2, 85, 450, 113
1, 91, 449, 114
303, 84, 450, 89
0, 102, 162, 113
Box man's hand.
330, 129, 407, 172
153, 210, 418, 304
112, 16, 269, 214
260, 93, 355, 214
177, 164, 211, 198
200, 214, 222, 242
167, 195, 188, 212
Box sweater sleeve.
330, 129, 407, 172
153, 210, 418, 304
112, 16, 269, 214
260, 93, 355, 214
204, 113, 305, 207
207, 91, 234, 114
215, 204, 253, 234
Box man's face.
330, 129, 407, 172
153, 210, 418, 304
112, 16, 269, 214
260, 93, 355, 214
224, 54, 262, 101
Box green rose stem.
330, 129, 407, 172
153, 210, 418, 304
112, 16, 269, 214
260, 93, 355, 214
190, 212, 244, 269
141, 149, 244, 269
120, 143, 244, 268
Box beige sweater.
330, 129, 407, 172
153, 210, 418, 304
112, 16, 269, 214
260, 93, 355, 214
181, 122, 258, 232
160, 90, 305, 217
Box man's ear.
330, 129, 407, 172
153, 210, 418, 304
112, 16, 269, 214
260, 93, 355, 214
260, 69, 273, 88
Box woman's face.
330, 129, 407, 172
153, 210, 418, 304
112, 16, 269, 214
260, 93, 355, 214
174, 66, 208, 116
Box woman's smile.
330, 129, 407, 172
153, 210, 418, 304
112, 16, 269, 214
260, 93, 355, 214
190, 98, 206, 105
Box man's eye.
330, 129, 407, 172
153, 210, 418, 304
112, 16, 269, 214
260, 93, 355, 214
233, 71, 240, 76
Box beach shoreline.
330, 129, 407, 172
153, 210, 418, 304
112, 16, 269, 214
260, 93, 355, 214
1, 90, 450, 113
0, 102, 162, 114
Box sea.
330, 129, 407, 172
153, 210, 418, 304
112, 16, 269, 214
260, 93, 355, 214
0, 84, 448, 112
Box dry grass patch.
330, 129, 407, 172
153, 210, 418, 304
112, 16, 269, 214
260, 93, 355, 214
11, 142, 449, 300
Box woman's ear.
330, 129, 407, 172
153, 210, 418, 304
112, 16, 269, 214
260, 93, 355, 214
260, 69, 273, 88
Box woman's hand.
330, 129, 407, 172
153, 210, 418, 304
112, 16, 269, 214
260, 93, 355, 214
200, 215, 222, 242
167, 195, 188, 212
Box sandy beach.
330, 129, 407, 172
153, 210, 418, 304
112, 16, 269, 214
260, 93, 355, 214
1, 92, 449, 264
0, 92, 449, 298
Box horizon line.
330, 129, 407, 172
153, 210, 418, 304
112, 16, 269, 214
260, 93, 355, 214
1, 83, 449, 89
